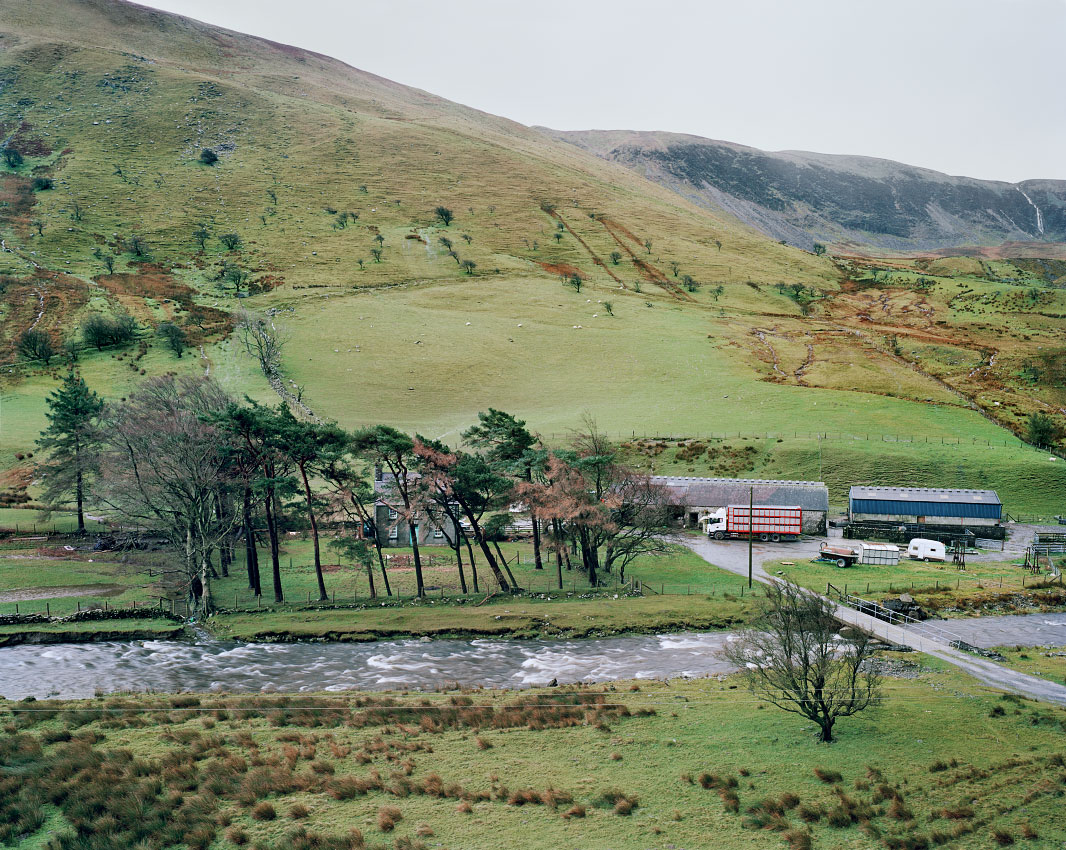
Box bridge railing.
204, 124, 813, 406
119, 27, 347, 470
831, 588, 967, 647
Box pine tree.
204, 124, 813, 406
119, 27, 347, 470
36, 371, 104, 532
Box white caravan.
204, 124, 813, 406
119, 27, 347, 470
907, 538, 946, 562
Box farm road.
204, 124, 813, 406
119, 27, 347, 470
680, 534, 1066, 706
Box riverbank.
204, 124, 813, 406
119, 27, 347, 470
3, 662, 1065, 850
0, 618, 185, 646
0, 591, 754, 647
0, 538, 759, 644
206, 592, 753, 643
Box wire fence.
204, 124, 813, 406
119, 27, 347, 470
818, 570, 1062, 601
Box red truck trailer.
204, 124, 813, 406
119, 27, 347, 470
703, 505, 803, 541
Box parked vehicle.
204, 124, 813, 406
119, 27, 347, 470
702, 505, 802, 541
817, 541, 900, 567
907, 538, 946, 562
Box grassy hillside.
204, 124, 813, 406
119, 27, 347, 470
0, 0, 1063, 514
4, 669, 1066, 849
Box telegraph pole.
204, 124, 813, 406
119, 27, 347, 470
748, 485, 754, 589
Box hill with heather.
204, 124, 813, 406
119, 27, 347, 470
541, 128, 1066, 254
0, 0, 1064, 512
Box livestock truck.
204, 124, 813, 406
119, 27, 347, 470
703, 505, 803, 542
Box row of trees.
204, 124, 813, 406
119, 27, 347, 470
17, 310, 189, 366
36, 374, 675, 615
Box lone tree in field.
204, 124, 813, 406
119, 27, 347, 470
199, 148, 219, 166
435, 206, 454, 226
128, 235, 148, 258
219, 232, 242, 251
2, 148, 23, 169
1026, 411, 1063, 449
193, 226, 211, 252
36, 370, 104, 533
812, 243, 827, 256
722, 580, 881, 743
17, 328, 55, 365
461, 259, 477, 275
609, 251, 622, 265
158, 321, 186, 357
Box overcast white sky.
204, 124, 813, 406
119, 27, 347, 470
144, 0, 1065, 182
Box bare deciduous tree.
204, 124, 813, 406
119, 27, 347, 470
721, 581, 882, 743
235, 308, 285, 379
96, 376, 238, 614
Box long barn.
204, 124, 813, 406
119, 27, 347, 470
652, 477, 829, 534
848, 486, 1003, 528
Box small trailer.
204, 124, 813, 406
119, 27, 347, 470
817, 541, 900, 567
907, 538, 947, 562
703, 505, 803, 542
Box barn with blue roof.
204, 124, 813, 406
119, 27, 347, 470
848, 486, 1002, 528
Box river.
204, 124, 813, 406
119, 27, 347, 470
0, 632, 737, 701
4, 612, 1065, 702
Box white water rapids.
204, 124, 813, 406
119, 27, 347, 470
0, 632, 737, 701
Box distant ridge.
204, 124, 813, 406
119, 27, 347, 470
540, 128, 1066, 254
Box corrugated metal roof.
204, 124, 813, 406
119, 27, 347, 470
652, 477, 829, 512
849, 486, 1001, 506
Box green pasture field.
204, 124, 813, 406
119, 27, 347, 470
990, 646, 1066, 685
209, 540, 746, 604
3, 664, 1065, 850
0, 547, 159, 616
768, 555, 1066, 617
251, 275, 1007, 439
0, 508, 109, 534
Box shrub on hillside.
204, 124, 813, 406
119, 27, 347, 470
17, 328, 55, 364
83, 312, 138, 350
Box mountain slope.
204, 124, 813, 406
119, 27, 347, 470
541, 129, 1066, 253
0, 0, 1063, 511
